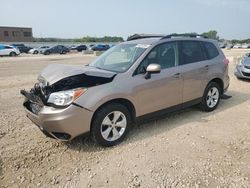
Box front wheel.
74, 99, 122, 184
91, 103, 131, 147
200, 82, 221, 112
9, 52, 17, 57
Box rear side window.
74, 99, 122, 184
178, 41, 206, 65
203, 42, 219, 59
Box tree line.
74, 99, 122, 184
34, 36, 124, 43
34, 31, 249, 44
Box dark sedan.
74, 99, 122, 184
71, 45, 87, 52
11, 44, 32, 53
42, 45, 70, 55
91, 44, 110, 51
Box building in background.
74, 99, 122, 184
0, 26, 33, 42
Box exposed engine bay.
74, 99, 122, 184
21, 64, 116, 113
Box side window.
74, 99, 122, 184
203, 42, 219, 59
136, 42, 176, 75
179, 41, 206, 65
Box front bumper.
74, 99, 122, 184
23, 100, 93, 141
234, 65, 250, 79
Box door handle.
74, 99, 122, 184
172, 73, 181, 78
204, 65, 209, 70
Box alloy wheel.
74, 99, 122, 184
206, 87, 219, 108
100, 111, 127, 141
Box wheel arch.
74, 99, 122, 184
208, 78, 224, 94
90, 98, 136, 131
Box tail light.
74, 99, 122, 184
224, 58, 229, 65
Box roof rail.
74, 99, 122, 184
161, 34, 208, 40
127, 34, 166, 41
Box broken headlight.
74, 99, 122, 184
47, 88, 87, 107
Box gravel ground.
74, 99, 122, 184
0, 50, 250, 188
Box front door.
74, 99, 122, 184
133, 42, 183, 116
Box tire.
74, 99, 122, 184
91, 103, 131, 147
200, 82, 221, 112
9, 52, 17, 57
61, 51, 66, 54
34, 50, 38, 54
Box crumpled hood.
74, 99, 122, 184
39, 64, 116, 85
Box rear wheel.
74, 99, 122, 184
91, 103, 131, 147
9, 52, 17, 57
34, 50, 38, 54
200, 82, 221, 112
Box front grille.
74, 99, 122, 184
242, 72, 250, 77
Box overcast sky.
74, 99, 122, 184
1, 0, 249, 39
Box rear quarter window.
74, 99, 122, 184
203, 42, 219, 59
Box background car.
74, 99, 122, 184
91, 44, 110, 51
226, 44, 233, 49
0, 45, 20, 56
11, 44, 32, 53
70, 45, 87, 52
241, 44, 250, 49
41, 45, 70, 55
29, 46, 50, 54
219, 43, 226, 48
233, 44, 242, 49
235, 53, 250, 79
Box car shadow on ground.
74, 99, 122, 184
65, 90, 250, 152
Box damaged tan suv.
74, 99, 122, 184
21, 34, 230, 146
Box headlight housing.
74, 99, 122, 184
47, 88, 87, 107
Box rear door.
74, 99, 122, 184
177, 40, 209, 102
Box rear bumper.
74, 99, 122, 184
23, 101, 93, 141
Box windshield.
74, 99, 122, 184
89, 43, 149, 72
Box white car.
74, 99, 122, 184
241, 44, 250, 49
233, 44, 242, 49
29, 46, 50, 54
0, 45, 20, 56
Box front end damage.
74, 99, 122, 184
21, 64, 116, 140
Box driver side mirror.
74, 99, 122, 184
145, 64, 161, 79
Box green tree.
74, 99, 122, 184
202, 30, 219, 40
